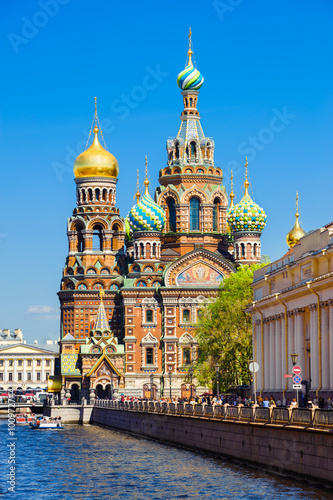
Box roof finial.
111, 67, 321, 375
144, 155, 149, 195
244, 157, 249, 196
296, 191, 299, 217
229, 170, 235, 208
93, 96, 99, 135
136, 169, 140, 202
99, 288, 105, 302
188, 27, 193, 65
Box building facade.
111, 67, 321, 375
58, 35, 267, 400
0, 338, 58, 392
250, 205, 333, 401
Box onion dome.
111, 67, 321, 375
127, 161, 166, 232
74, 125, 119, 179
177, 28, 204, 91
286, 192, 306, 248
227, 160, 267, 233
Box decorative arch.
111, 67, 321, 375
182, 188, 208, 204
87, 217, 109, 230
93, 282, 104, 290
69, 217, 86, 231
158, 189, 179, 206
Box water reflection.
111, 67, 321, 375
0, 421, 331, 500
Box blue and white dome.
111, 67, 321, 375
177, 63, 204, 91
127, 183, 166, 232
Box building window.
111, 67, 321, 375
190, 198, 200, 231
27, 360, 32, 367
146, 348, 154, 365
213, 199, 219, 231
8, 360, 13, 367
37, 373, 41, 381
46, 372, 50, 380
18, 360, 23, 367
18, 373, 22, 381
183, 348, 191, 365
0, 373, 3, 381
92, 224, 103, 251
167, 198, 176, 232
8, 373, 13, 381
183, 309, 190, 323
27, 373, 32, 381
37, 360, 41, 366
0, 360, 3, 366
146, 310, 153, 323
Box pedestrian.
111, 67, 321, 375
318, 396, 325, 409
263, 398, 270, 408
327, 398, 332, 410
291, 398, 297, 408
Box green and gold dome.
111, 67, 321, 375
227, 161, 267, 233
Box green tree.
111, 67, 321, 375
193, 264, 264, 392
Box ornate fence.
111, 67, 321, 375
94, 400, 333, 429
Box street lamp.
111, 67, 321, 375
150, 373, 154, 401
189, 366, 194, 401
215, 363, 220, 400
168, 371, 172, 400
291, 352, 299, 366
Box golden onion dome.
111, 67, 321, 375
286, 212, 306, 248
286, 193, 306, 248
73, 125, 119, 179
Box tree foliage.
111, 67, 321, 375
193, 264, 264, 392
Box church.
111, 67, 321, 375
58, 32, 267, 401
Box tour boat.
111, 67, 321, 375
30, 417, 63, 429
15, 414, 36, 425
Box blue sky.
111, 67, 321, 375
1, 0, 333, 343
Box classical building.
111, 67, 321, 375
0, 329, 23, 345
58, 33, 267, 400
0, 336, 58, 392
250, 196, 333, 401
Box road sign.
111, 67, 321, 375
293, 384, 302, 389
293, 375, 302, 384
249, 362, 259, 373
284, 374, 293, 378
292, 365, 301, 375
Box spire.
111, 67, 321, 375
136, 169, 140, 202
94, 289, 109, 330
286, 192, 306, 248
229, 170, 235, 208
244, 157, 249, 196
187, 27, 193, 65
144, 155, 150, 195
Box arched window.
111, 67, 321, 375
183, 309, 190, 322
189, 97, 193, 107
95, 188, 100, 201
77, 227, 84, 252
190, 198, 200, 231
241, 243, 245, 258
190, 142, 196, 157
167, 198, 176, 232
213, 198, 219, 231
146, 348, 153, 365
175, 143, 179, 159
183, 348, 191, 365
92, 225, 103, 251
140, 242, 144, 257
88, 188, 93, 202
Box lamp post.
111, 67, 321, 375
215, 363, 220, 401
189, 367, 194, 401
150, 373, 154, 401
168, 371, 172, 400
291, 352, 299, 405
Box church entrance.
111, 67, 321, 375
181, 383, 195, 401
143, 383, 157, 400
96, 384, 109, 399
70, 383, 80, 402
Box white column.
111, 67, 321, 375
329, 302, 333, 391
13, 359, 17, 387
295, 310, 305, 376
32, 359, 36, 384
275, 317, 281, 391
256, 321, 262, 391
287, 313, 295, 391
321, 305, 329, 389
264, 320, 270, 391
280, 315, 286, 385
310, 306, 319, 390
42, 359, 45, 385
4, 359, 8, 384
23, 360, 26, 385
270, 319, 276, 391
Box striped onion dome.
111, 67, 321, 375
227, 194, 267, 233
177, 62, 204, 91
127, 179, 166, 232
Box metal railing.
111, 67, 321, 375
93, 400, 333, 429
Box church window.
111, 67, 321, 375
77, 267, 84, 274
175, 143, 179, 159
189, 97, 193, 107
190, 198, 200, 231
146, 310, 153, 323
92, 225, 103, 251
77, 228, 84, 252
95, 188, 100, 201
241, 243, 245, 258
167, 198, 176, 232
190, 142, 196, 157
146, 348, 154, 365
140, 243, 144, 257
183, 348, 191, 365
88, 188, 93, 201
183, 309, 190, 322
213, 198, 219, 231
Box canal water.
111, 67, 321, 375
1, 420, 331, 500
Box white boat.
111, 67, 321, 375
30, 417, 63, 429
